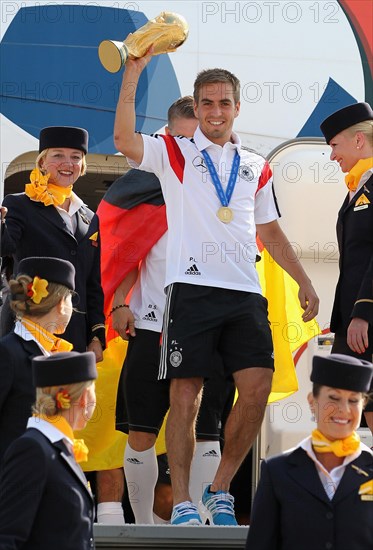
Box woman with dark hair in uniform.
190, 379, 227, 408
246, 354, 373, 550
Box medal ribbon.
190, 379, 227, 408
201, 149, 240, 207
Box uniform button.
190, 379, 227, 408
326, 512, 333, 520
70, 250, 76, 256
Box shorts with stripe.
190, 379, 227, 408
160, 283, 274, 380
116, 328, 235, 439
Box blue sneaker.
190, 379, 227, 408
171, 501, 202, 525
202, 485, 238, 526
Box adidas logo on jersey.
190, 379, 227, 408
126, 458, 143, 465
185, 263, 201, 275
202, 449, 220, 458
142, 310, 158, 322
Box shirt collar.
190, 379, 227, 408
14, 320, 49, 354
350, 167, 373, 198
361, 167, 373, 186
297, 435, 372, 465
56, 190, 84, 217
193, 125, 241, 153
15, 319, 33, 341
27, 416, 73, 446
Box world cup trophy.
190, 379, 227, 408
98, 12, 189, 73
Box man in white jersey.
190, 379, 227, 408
114, 56, 320, 526
110, 97, 234, 523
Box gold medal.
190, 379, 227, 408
217, 207, 233, 223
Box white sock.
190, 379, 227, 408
153, 512, 170, 524
124, 443, 158, 524
189, 440, 221, 505
96, 501, 125, 525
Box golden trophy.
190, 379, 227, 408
98, 12, 189, 73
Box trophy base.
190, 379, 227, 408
98, 40, 128, 73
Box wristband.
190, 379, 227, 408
109, 304, 129, 316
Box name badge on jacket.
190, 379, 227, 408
354, 193, 370, 212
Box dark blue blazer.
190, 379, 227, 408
1, 193, 105, 351
246, 446, 373, 550
0, 428, 95, 550
331, 173, 373, 332
0, 332, 41, 466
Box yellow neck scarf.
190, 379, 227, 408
21, 318, 73, 353
311, 429, 360, 457
34, 414, 88, 463
345, 158, 373, 192
25, 168, 73, 207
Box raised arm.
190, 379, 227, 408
257, 220, 319, 321
113, 53, 153, 164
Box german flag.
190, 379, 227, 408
256, 245, 320, 402
98, 133, 183, 331
98, 168, 167, 320
74, 169, 169, 471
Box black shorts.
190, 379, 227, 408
160, 283, 274, 380
116, 329, 169, 435
116, 328, 235, 440
197, 356, 235, 441
332, 331, 373, 412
